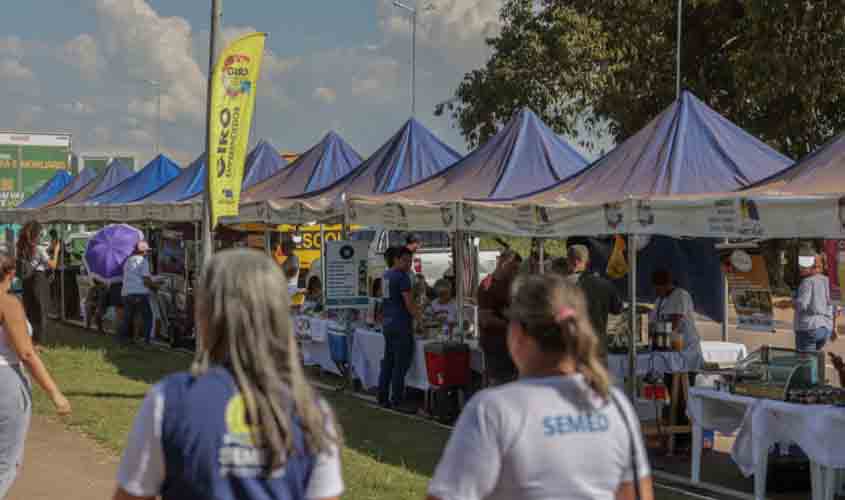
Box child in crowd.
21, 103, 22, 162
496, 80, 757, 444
430, 279, 458, 336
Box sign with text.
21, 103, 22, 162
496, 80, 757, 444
324, 240, 369, 309
720, 248, 775, 332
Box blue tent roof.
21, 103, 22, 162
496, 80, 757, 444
141, 154, 207, 203
55, 160, 135, 206
337, 118, 461, 196
89, 154, 181, 204
243, 140, 287, 190
245, 131, 362, 201
52, 166, 99, 203
746, 131, 845, 195
388, 108, 588, 202
18, 170, 72, 209
530, 91, 793, 204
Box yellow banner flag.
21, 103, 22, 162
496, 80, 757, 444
208, 32, 266, 227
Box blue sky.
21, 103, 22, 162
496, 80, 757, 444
1, 0, 504, 166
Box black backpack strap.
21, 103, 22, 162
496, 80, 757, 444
610, 391, 642, 500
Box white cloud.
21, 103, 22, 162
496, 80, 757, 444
312, 87, 337, 105
0, 36, 24, 59
1, 58, 35, 81
60, 100, 96, 115
92, 0, 206, 126
16, 105, 43, 127
60, 34, 101, 78
378, 0, 502, 67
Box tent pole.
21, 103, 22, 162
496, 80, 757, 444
627, 233, 638, 400
456, 203, 465, 341
722, 275, 729, 342
538, 238, 545, 275
59, 224, 66, 322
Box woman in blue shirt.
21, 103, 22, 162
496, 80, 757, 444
113, 249, 344, 500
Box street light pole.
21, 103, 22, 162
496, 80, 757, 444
145, 79, 161, 156
202, 0, 222, 267
393, 1, 416, 116
676, 0, 683, 99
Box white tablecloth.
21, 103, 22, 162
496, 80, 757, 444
301, 340, 341, 376
350, 328, 485, 391
700, 341, 748, 365
687, 388, 845, 500
608, 351, 689, 380
351, 328, 431, 391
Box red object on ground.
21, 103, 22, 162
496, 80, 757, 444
643, 384, 668, 401
424, 342, 471, 387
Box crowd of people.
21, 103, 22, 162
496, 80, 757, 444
2, 224, 845, 500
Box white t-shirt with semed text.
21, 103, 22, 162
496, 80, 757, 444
429, 375, 650, 500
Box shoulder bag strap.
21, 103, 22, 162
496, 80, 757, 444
610, 391, 642, 500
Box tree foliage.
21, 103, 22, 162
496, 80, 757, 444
443, 0, 845, 158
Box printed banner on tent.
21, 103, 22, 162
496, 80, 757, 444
208, 32, 266, 227
720, 248, 775, 332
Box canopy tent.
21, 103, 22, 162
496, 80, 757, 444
142, 154, 207, 203
242, 140, 288, 190
48, 166, 99, 204
370, 108, 588, 203
17, 170, 72, 209
87, 154, 181, 205
20, 160, 135, 224
244, 131, 362, 202
746, 131, 845, 195
232, 118, 462, 225
526, 91, 793, 205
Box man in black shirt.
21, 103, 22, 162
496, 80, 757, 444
566, 244, 623, 359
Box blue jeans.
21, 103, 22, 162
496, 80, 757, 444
795, 326, 831, 352
378, 327, 414, 406
121, 295, 153, 343
0, 365, 31, 499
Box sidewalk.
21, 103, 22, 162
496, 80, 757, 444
7, 415, 117, 500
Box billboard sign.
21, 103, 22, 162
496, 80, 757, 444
0, 132, 71, 207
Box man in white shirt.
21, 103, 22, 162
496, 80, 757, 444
120, 241, 155, 345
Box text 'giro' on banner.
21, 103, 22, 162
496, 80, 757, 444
208, 32, 267, 227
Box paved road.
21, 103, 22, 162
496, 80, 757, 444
7, 415, 117, 500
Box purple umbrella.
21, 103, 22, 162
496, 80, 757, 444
83, 224, 144, 284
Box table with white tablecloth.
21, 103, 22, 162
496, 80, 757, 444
700, 341, 748, 365
687, 387, 845, 500
296, 316, 484, 391
350, 328, 485, 391
608, 351, 690, 381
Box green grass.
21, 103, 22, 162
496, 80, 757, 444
34, 323, 449, 500
34, 322, 702, 500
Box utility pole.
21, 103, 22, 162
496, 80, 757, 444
202, 0, 222, 267
393, 1, 417, 116
676, 0, 683, 99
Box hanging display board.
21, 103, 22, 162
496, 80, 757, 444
720, 247, 775, 332
324, 240, 369, 310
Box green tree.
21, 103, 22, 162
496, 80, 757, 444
442, 0, 845, 159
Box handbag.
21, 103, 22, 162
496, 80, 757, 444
610, 391, 642, 500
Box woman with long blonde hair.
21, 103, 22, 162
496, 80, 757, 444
113, 249, 343, 500
428, 274, 653, 500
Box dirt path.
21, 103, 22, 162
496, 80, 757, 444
7, 415, 117, 500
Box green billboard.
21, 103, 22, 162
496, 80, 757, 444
0, 132, 71, 207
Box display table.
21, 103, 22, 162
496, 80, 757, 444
350, 328, 485, 391
687, 387, 845, 500
607, 351, 690, 380
296, 316, 484, 392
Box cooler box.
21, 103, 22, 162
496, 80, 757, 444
424, 342, 471, 388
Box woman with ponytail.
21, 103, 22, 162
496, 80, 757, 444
113, 249, 343, 500
428, 274, 653, 500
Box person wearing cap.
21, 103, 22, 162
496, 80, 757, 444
565, 244, 623, 360
793, 254, 834, 352
120, 241, 156, 345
